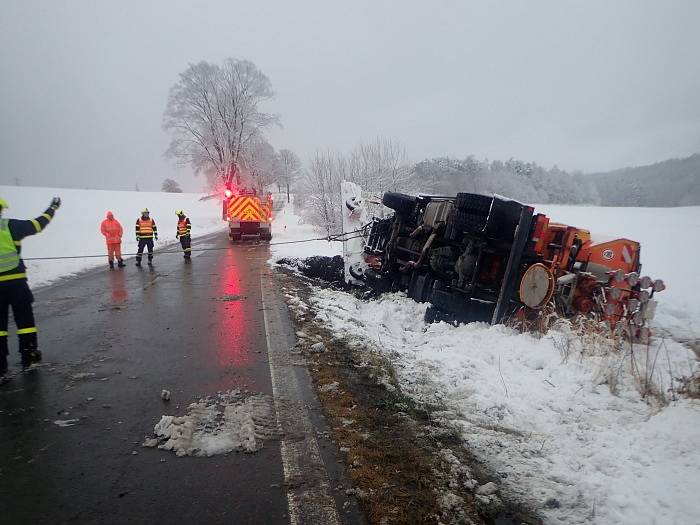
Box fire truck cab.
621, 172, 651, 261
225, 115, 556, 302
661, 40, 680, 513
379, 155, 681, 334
222, 186, 273, 242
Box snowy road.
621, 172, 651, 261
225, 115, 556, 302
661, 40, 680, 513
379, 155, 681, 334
0, 232, 360, 524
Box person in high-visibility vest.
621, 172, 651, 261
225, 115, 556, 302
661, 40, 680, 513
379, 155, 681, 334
135, 208, 158, 267
100, 211, 125, 269
175, 210, 192, 261
0, 196, 61, 375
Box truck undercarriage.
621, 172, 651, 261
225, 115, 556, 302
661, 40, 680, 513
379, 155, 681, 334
363, 192, 665, 340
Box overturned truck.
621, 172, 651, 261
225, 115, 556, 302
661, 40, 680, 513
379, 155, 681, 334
362, 192, 665, 340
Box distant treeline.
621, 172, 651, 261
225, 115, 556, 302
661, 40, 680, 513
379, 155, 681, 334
415, 153, 700, 206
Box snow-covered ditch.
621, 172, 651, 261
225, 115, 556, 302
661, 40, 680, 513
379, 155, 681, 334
271, 200, 700, 524
0, 185, 226, 287
306, 288, 699, 524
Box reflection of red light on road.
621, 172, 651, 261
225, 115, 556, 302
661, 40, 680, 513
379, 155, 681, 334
109, 271, 128, 303
217, 259, 251, 367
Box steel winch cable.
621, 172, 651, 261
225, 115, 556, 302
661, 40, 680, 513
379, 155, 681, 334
21, 227, 370, 262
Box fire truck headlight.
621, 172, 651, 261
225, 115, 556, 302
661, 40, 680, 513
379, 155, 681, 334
652, 279, 666, 292
639, 276, 653, 289
625, 272, 639, 286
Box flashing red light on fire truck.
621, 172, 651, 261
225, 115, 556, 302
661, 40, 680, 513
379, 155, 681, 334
224, 189, 233, 199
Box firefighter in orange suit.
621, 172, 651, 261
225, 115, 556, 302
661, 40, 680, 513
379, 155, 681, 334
135, 208, 157, 267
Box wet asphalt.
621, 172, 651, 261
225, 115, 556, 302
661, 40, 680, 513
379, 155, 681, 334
0, 233, 308, 524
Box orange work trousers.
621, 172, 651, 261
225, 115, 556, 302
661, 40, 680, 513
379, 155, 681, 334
106, 242, 122, 262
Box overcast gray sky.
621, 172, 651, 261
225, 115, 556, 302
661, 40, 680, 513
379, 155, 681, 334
1, 0, 699, 191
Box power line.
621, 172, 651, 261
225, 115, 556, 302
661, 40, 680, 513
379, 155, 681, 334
21, 229, 368, 262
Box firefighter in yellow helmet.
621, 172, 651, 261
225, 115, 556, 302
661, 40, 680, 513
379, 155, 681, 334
135, 208, 158, 267
0, 196, 61, 375
175, 210, 192, 261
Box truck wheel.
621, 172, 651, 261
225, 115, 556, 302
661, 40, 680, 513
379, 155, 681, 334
455, 193, 492, 214
365, 269, 394, 293
382, 192, 416, 215
446, 211, 487, 241
230, 233, 241, 242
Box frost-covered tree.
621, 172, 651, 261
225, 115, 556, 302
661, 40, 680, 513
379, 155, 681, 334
161, 178, 183, 193
163, 59, 277, 187
277, 149, 302, 203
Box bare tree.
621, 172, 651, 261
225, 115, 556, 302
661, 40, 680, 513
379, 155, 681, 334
161, 178, 183, 193
240, 137, 280, 192
277, 149, 302, 203
163, 59, 277, 187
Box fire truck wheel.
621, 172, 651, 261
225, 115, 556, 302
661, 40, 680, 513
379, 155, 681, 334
455, 193, 492, 214
382, 192, 416, 215
230, 233, 241, 242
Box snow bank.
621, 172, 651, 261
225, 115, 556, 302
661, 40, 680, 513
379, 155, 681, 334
268, 195, 342, 262
307, 288, 700, 525
0, 185, 226, 287
272, 198, 700, 524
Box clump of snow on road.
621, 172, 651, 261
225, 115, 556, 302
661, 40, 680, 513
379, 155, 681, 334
143, 390, 276, 457
306, 288, 700, 525
269, 195, 341, 263
0, 185, 226, 287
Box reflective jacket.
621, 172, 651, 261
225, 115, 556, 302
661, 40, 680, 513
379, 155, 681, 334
100, 213, 123, 244
0, 205, 57, 283
135, 217, 157, 239
176, 217, 191, 238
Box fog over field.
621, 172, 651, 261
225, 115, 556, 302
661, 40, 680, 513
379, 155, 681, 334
1, 1, 699, 194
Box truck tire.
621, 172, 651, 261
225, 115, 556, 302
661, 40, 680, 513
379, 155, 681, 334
446, 210, 487, 241
455, 193, 492, 215
409, 272, 433, 302
382, 192, 416, 215
364, 269, 394, 293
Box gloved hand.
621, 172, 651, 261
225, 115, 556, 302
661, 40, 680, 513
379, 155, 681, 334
50, 197, 61, 209
136, 236, 140, 242
154, 235, 158, 241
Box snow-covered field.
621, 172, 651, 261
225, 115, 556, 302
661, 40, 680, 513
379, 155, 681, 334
0, 186, 226, 287
273, 200, 700, 525
269, 197, 342, 261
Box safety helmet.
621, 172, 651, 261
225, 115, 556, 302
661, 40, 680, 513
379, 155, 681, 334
141, 208, 149, 214
175, 209, 184, 216
0, 197, 7, 210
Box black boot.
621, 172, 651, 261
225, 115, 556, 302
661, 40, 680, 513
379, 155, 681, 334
0, 353, 7, 376
117, 259, 125, 268
109, 261, 115, 270
20, 348, 42, 368
135, 259, 142, 267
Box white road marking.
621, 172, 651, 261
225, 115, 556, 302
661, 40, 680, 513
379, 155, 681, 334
261, 272, 341, 525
